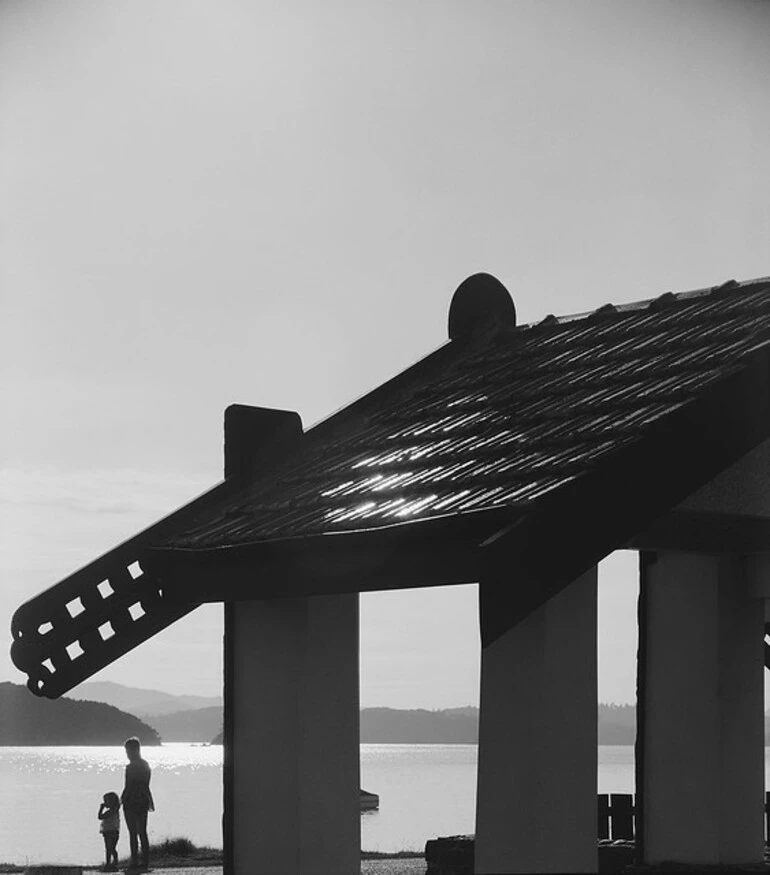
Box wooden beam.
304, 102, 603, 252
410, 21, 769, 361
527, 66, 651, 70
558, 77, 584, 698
627, 511, 770, 554
145, 524, 485, 603
145, 347, 770, 649
478, 347, 770, 646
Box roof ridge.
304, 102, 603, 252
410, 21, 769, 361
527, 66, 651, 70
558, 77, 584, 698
519, 275, 770, 330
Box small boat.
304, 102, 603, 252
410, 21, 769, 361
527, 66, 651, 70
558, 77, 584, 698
360, 788, 379, 810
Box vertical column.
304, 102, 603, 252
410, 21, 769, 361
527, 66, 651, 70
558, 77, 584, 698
475, 568, 598, 874
224, 593, 360, 875
640, 551, 764, 865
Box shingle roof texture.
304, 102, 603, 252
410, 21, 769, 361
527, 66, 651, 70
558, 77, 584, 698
158, 277, 770, 552
12, 273, 770, 699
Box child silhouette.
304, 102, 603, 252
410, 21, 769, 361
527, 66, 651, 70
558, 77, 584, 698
98, 791, 121, 871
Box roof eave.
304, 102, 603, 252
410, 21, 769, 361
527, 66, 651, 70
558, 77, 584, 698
143, 346, 770, 649
141, 507, 517, 602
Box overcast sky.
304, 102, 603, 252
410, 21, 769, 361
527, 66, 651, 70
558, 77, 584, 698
1, 0, 769, 707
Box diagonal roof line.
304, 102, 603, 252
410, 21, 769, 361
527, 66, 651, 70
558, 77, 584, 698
10, 272, 770, 695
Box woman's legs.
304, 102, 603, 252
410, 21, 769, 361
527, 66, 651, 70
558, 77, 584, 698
136, 811, 149, 868
124, 808, 139, 866
124, 808, 149, 868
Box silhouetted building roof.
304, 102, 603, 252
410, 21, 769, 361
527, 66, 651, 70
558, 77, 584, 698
11, 273, 770, 698
154, 276, 770, 551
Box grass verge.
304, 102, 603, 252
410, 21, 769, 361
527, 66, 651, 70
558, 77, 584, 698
361, 851, 423, 859
1, 838, 425, 871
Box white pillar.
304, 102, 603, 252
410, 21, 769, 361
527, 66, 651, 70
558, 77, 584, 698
640, 552, 764, 865
475, 568, 598, 874
225, 593, 360, 875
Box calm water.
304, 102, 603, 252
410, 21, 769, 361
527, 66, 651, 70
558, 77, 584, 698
0, 743, 691, 865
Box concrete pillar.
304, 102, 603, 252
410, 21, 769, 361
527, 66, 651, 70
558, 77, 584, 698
475, 568, 598, 874
224, 593, 360, 875
639, 551, 764, 865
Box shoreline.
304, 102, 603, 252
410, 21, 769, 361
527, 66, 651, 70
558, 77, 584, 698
0, 851, 426, 872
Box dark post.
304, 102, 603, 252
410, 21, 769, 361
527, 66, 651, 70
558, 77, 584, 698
634, 551, 656, 865
224, 404, 303, 480
598, 794, 610, 841
222, 404, 303, 875
610, 794, 635, 840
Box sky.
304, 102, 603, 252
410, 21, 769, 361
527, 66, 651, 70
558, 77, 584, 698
1, 0, 769, 708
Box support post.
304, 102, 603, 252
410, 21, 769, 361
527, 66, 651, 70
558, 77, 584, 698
224, 594, 360, 875
639, 551, 764, 865
475, 568, 598, 874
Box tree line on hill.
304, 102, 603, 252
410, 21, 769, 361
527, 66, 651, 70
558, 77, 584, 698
3, 682, 634, 745
0, 682, 161, 745
8, 680, 770, 747
209, 705, 637, 745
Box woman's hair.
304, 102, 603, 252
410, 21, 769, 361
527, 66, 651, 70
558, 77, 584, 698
104, 792, 120, 808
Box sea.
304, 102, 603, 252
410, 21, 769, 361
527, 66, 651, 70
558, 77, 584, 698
0, 743, 714, 866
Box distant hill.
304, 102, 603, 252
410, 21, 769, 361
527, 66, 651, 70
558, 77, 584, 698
361, 707, 479, 743
210, 705, 645, 745
209, 703, 645, 745
149, 706, 223, 742
438, 706, 479, 718
0, 682, 162, 746
66, 681, 222, 718
173, 701, 770, 747
209, 706, 479, 745
361, 705, 641, 745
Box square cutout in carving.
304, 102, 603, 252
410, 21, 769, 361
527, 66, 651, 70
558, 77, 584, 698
66, 597, 85, 618
38, 622, 53, 636
128, 561, 142, 580
98, 621, 115, 641
97, 580, 114, 598
128, 603, 145, 621
66, 641, 84, 660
